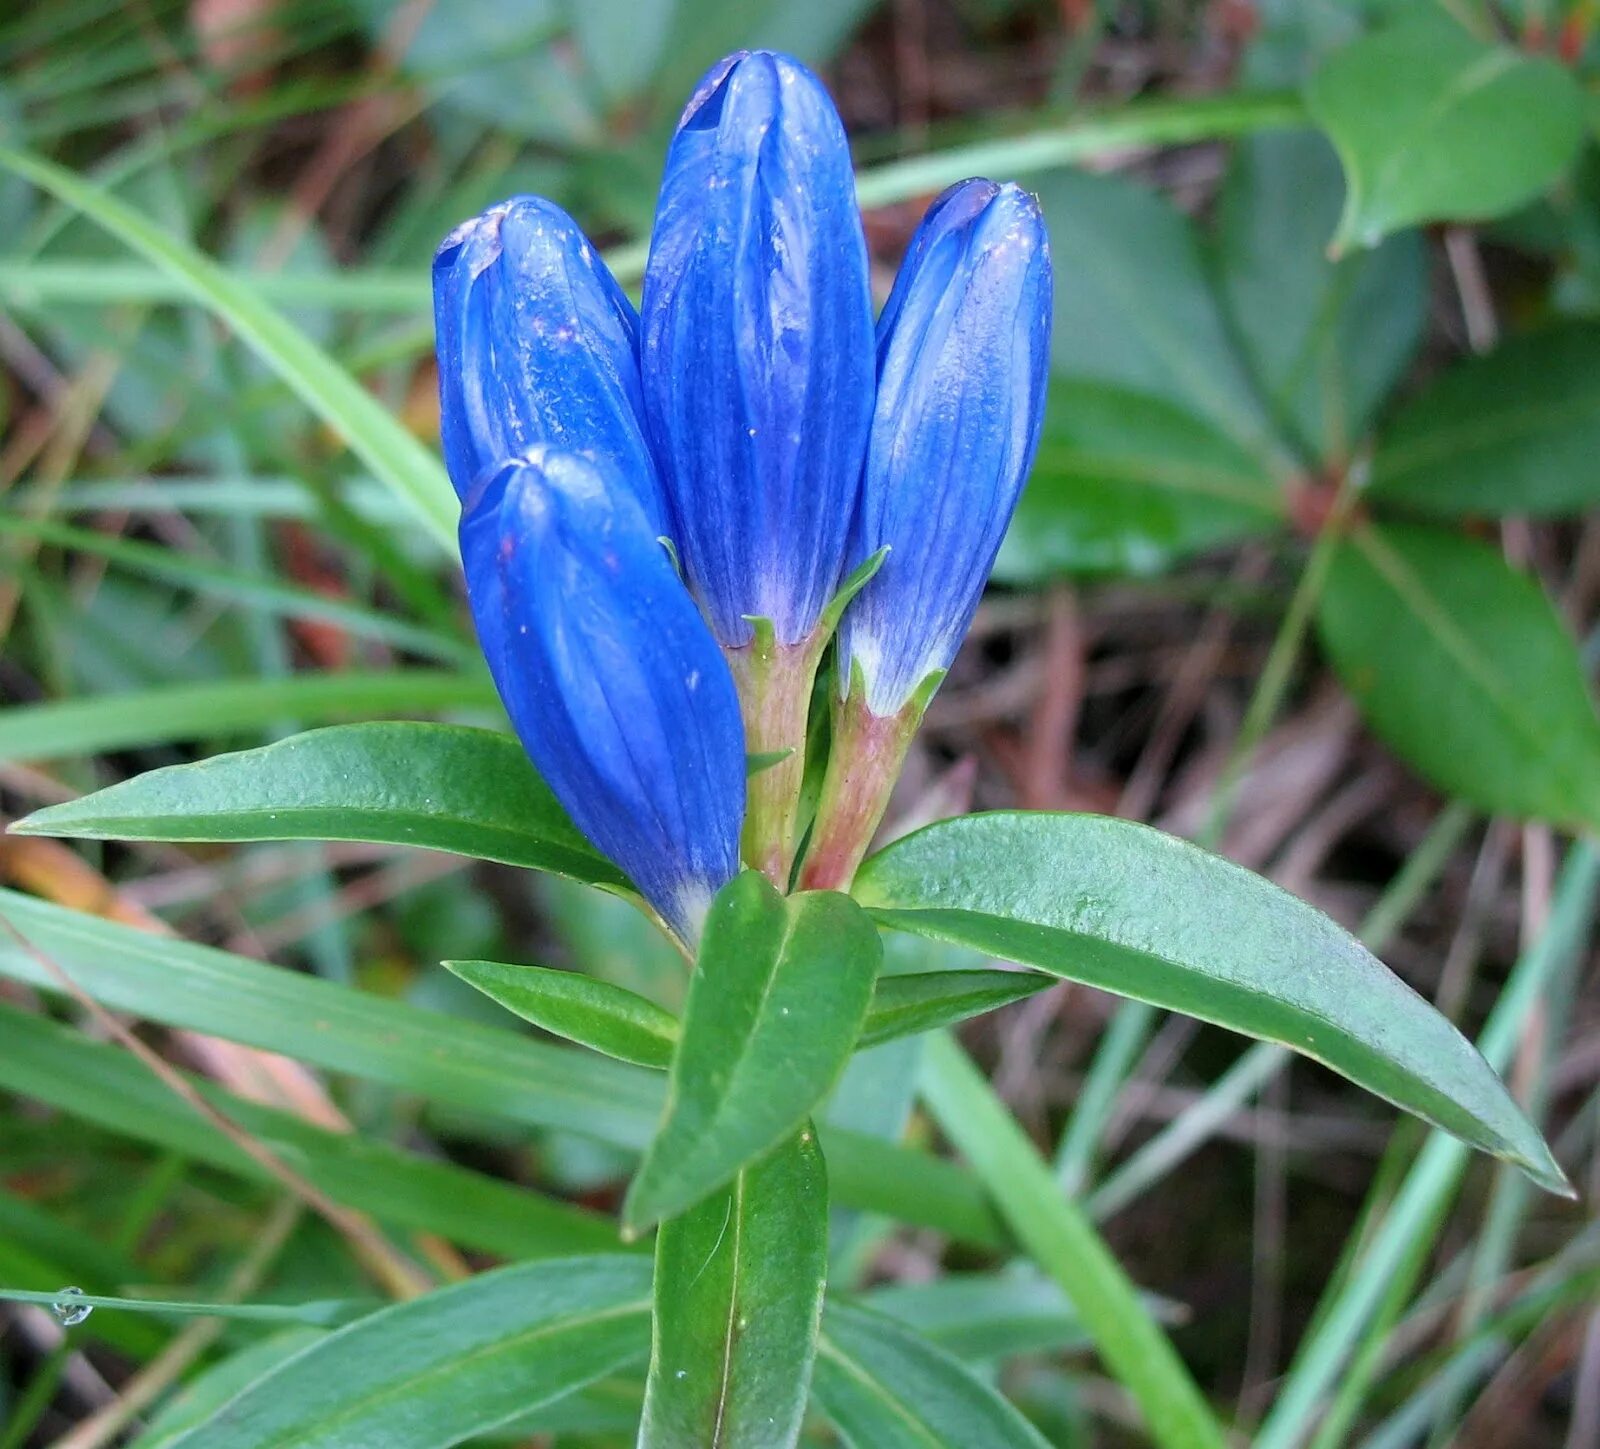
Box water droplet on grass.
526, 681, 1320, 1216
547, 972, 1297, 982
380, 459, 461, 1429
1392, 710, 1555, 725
52, 1287, 92, 1327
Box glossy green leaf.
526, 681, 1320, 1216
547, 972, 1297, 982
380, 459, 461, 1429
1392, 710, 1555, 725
640, 1131, 827, 1448
13, 722, 626, 890
0, 148, 457, 548
0, 1004, 623, 1261
859, 970, 1050, 1049
0, 892, 998, 1245
1318, 522, 1600, 834
856, 813, 1567, 1194
1370, 326, 1600, 517
1216, 128, 1426, 460
166, 1257, 651, 1448
446, 960, 677, 1069
623, 873, 882, 1230
1033, 167, 1285, 467
994, 379, 1285, 581
0, 673, 496, 764
814, 1300, 1051, 1449
1306, 21, 1586, 250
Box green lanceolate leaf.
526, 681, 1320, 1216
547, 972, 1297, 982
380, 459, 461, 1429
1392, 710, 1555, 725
13, 722, 628, 891
442, 961, 1038, 1070
0, 891, 999, 1245
1317, 522, 1600, 834
166, 1257, 651, 1449
1306, 19, 1586, 250
0, 1003, 623, 1262
446, 960, 677, 1069
814, 1300, 1051, 1449
856, 813, 1568, 1195
640, 1130, 827, 1449
859, 970, 1051, 1049
1369, 326, 1600, 518
994, 379, 1285, 582
623, 873, 882, 1230
131, 1330, 329, 1449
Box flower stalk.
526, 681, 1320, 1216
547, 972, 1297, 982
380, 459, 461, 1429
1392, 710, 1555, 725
798, 668, 941, 893
727, 620, 823, 887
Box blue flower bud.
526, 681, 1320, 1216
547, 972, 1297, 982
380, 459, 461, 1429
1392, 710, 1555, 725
459, 448, 745, 942
641, 50, 875, 648
840, 180, 1053, 717
433, 196, 665, 532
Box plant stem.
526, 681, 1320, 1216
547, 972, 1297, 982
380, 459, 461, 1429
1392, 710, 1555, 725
727, 624, 826, 888
798, 689, 924, 893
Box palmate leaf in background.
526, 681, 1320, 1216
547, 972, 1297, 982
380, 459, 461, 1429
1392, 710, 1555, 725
623, 874, 881, 1231
855, 813, 1569, 1194
1215, 128, 1426, 462
639, 1131, 827, 1449
163, 1257, 652, 1449
1369, 325, 1600, 518
1034, 166, 1282, 464
1013, 120, 1421, 578
1305, 15, 1586, 251
1317, 524, 1600, 835
13, 722, 628, 892
994, 379, 1285, 580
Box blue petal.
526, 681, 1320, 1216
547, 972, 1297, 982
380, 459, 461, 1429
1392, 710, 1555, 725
433, 197, 665, 533
840, 180, 1053, 716
641, 50, 875, 647
460, 449, 745, 941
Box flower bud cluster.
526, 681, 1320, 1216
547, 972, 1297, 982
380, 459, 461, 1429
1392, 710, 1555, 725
432, 50, 1051, 936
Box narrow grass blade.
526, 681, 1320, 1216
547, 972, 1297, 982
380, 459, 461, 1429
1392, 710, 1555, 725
920, 1032, 1228, 1449
0, 146, 457, 548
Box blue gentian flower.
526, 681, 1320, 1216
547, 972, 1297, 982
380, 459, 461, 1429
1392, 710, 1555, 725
458, 448, 745, 942
839, 180, 1053, 717
434, 55, 1051, 909
640, 50, 875, 648
433, 195, 666, 533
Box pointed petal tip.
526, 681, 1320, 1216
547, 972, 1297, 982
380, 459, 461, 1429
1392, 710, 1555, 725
432, 194, 597, 275
678, 48, 837, 137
